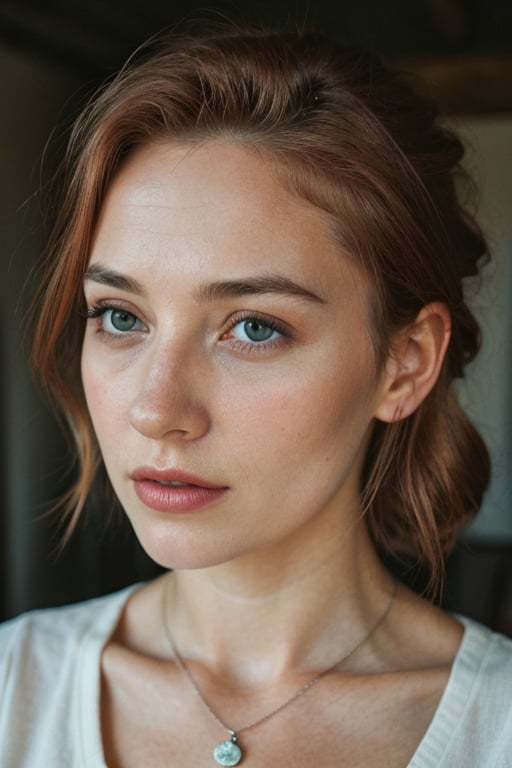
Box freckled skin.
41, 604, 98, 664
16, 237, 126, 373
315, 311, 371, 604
81, 140, 388, 571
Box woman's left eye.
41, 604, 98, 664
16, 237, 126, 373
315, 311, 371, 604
227, 316, 286, 345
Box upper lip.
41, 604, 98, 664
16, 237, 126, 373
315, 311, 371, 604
130, 467, 228, 489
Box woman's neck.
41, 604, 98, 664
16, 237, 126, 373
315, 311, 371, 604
165, 518, 395, 688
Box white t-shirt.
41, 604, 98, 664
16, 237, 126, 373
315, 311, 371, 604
0, 585, 511, 767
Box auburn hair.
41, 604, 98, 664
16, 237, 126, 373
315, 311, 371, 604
31, 24, 490, 596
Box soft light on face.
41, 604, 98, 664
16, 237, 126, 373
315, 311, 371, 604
81, 140, 387, 569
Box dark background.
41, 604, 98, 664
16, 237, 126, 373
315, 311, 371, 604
1, 0, 512, 110
1, 0, 511, 631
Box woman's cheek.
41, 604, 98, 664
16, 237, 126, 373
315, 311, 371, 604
82, 364, 126, 437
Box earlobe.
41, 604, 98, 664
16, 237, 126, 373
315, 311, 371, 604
374, 302, 451, 423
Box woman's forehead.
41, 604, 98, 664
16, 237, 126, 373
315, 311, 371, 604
89, 139, 369, 302
102, 140, 322, 223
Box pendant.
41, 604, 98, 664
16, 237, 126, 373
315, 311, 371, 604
213, 734, 242, 766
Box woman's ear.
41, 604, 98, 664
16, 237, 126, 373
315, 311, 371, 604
374, 302, 451, 423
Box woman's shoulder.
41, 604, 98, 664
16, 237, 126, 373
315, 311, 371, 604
0, 586, 138, 766
0, 584, 139, 670
409, 617, 512, 767
455, 615, 512, 687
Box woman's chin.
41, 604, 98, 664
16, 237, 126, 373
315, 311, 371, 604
132, 524, 252, 573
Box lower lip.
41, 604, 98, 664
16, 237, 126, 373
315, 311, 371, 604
133, 480, 228, 513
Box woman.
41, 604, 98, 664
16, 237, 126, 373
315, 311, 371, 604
1, 24, 511, 767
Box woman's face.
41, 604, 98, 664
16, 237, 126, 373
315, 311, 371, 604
81, 140, 389, 569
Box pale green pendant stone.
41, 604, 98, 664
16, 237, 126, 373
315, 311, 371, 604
213, 739, 242, 766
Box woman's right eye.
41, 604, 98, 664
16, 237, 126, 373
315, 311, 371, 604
87, 305, 145, 335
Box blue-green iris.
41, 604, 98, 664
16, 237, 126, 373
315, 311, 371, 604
243, 319, 274, 342
109, 309, 138, 332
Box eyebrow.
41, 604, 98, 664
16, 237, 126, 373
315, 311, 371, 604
83, 264, 144, 294
196, 274, 326, 304
83, 264, 326, 305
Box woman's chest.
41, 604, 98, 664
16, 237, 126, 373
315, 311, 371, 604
100, 663, 446, 768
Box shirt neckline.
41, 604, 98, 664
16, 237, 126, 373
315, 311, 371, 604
75, 588, 492, 768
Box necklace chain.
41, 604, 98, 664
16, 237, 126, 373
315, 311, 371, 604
161, 575, 397, 739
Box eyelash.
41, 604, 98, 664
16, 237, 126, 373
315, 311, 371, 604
85, 301, 292, 351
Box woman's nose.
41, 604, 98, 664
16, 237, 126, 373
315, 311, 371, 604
128, 341, 211, 441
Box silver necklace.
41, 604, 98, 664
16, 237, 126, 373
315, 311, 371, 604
162, 576, 397, 766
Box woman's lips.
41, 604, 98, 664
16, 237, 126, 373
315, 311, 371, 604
130, 468, 229, 513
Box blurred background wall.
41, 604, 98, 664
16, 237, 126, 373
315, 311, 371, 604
1, 0, 511, 629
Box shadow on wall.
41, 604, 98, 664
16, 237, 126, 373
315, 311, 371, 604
445, 541, 512, 636
456, 117, 512, 547
0, 43, 80, 619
